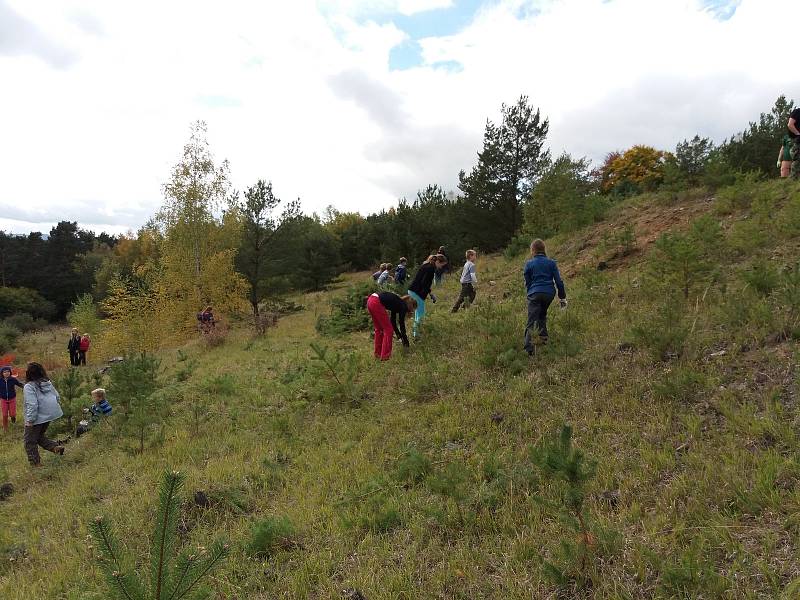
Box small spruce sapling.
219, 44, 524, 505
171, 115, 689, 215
89, 470, 229, 600
309, 342, 357, 404
531, 424, 597, 586
108, 353, 166, 453
427, 462, 470, 525
54, 367, 85, 430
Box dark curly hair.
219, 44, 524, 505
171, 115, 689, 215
25, 362, 48, 383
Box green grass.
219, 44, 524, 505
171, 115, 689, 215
1, 180, 800, 598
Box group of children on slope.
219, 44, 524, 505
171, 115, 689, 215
1, 361, 112, 466
366, 238, 568, 361
366, 249, 479, 361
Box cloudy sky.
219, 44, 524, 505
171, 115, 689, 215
0, 0, 796, 235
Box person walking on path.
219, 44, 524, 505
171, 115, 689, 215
452, 250, 478, 312
67, 329, 81, 366
78, 334, 91, 365
366, 292, 416, 360
23, 362, 64, 466
788, 107, 800, 179
523, 239, 567, 356
408, 254, 446, 339
779, 134, 793, 178
0, 366, 23, 431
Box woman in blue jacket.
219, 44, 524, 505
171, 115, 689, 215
523, 239, 567, 355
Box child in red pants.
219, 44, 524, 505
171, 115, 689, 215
366, 292, 416, 360
0, 366, 23, 431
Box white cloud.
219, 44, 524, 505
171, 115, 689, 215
0, 0, 796, 234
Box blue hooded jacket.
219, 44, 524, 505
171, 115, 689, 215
0, 367, 23, 400
524, 254, 566, 299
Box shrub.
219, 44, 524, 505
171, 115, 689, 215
393, 448, 431, 485
0, 287, 56, 320
598, 145, 670, 195
652, 368, 707, 403
68, 293, 103, 336
2, 313, 36, 333
247, 516, 295, 558
52, 367, 85, 430
629, 297, 688, 360
740, 258, 780, 295
316, 281, 376, 336
503, 234, 531, 259
0, 323, 22, 354
714, 172, 761, 215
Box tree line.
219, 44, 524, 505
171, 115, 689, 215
0, 93, 793, 349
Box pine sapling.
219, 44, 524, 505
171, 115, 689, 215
531, 424, 597, 586
309, 342, 357, 403
89, 470, 229, 600
54, 367, 85, 430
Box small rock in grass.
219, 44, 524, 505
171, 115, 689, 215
194, 490, 211, 508
0, 482, 13, 501
599, 489, 620, 508
342, 588, 367, 600
616, 342, 635, 353
490, 412, 504, 424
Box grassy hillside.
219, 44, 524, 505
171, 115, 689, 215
1, 180, 800, 599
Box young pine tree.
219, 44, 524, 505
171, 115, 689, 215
108, 353, 167, 453
531, 424, 597, 586
54, 367, 85, 430
90, 470, 229, 600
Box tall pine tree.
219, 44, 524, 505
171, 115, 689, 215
459, 95, 550, 250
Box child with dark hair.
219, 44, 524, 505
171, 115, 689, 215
366, 292, 416, 360
434, 246, 449, 285
0, 366, 23, 431
408, 254, 447, 339
23, 362, 64, 466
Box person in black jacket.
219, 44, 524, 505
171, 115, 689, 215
67, 328, 81, 366
408, 254, 447, 339
365, 292, 416, 360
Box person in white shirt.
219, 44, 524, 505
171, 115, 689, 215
451, 250, 478, 312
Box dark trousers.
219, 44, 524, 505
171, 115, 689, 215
452, 283, 476, 312
24, 422, 58, 465
69, 351, 79, 366
78, 351, 86, 365
524, 293, 554, 352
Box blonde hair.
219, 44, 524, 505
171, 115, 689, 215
91, 388, 106, 399
465, 249, 476, 259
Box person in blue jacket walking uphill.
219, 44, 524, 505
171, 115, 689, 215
0, 366, 23, 431
23, 362, 64, 466
523, 239, 567, 356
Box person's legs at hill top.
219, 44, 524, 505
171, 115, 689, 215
524, 293, 554, 354
408, 290, 425, 338
367, 295, 393, 360
1, 399, 15, 431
